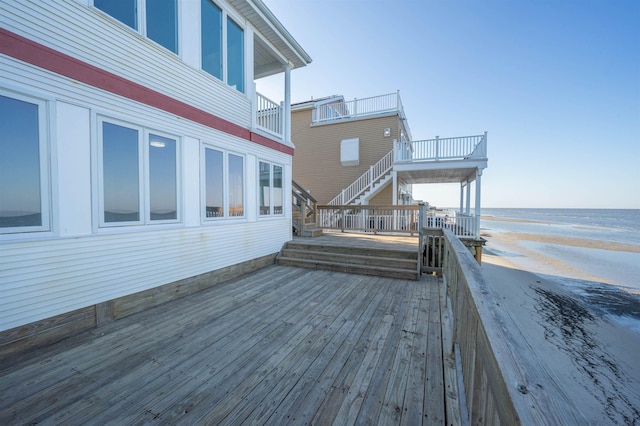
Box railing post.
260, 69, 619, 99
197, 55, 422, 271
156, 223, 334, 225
300, 201, 307, 235
341, 189, 345, 205
340, 206, 345, 232
369, 166, 374, 190
353, 98, 357, 117
435, 136, 440, 160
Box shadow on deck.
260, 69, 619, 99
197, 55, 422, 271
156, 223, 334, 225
0, 235, 450, 425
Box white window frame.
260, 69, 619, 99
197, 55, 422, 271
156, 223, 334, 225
258, 160, 284, 217
97, 116, 181, 228
92, 0, 180, 55
201, 143, 246, 222
0, 89, 51, 235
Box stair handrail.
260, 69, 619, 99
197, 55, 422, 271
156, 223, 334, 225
328, 148, 394, 206
292, 180, 318, 234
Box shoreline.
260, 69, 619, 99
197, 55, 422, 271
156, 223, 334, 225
480, 229, 640, 423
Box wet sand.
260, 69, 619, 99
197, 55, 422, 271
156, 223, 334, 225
481, 231, 640, 424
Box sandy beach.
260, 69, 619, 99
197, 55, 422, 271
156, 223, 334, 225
481, 229, 640, 424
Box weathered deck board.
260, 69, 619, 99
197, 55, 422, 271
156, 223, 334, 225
0, 264, 445, 425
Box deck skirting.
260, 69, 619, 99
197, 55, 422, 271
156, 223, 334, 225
0, 253, 278, 364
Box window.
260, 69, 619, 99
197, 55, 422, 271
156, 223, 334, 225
95, 0, 137, 30
201, 0, 222, 80
259, 161, 283, 216
0, 92, 49, 233
201, 1, 245, 93
94, 0, 178, 54
146, 0, 178, 54
99, 118, 179, 226
227, 17, 245, 93
204, 146, 245, 219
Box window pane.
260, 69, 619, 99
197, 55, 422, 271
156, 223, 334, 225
205, 148, 223, 217
149, 134, 177, 221
102, 122, 140, 222
273, 165, 283, 215
228, 154, 243, 217
147, 0, 178, 53
227, 17, 244, 93
201, 0, 222, 79
259, 161, 270, 216
0, 95, 42, 228
95, 0, 137, 30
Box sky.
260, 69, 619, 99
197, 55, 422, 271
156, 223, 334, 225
258, 0, 640, 209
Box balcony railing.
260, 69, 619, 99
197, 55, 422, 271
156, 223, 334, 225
312, 92, 404, 124
396, 132, 487, 162
316, 205, 480, 239
255, 92, 283, 137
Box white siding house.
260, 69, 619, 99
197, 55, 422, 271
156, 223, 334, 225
0, 0, 311, 345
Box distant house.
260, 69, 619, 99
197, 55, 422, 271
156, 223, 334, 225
0, 0, 310, 354
290, 92, 488, 238
291, 93, 414, 206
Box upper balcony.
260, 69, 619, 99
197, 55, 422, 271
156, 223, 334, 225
393, 132, 488, 184
310, 92, 409, 129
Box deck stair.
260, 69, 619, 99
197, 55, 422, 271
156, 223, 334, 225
292, 210, 323, 237
277, 239, 419, 280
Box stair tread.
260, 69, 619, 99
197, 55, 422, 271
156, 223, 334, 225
277, 256, 417, 273
281, 248, 416, 265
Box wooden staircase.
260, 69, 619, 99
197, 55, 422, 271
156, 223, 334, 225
292, 180, 323, 237
276, 239, 419, 280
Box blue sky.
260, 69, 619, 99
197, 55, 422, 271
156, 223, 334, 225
259, 0, 640, 208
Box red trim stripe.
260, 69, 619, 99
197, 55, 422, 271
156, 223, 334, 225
0, 28, 294, 156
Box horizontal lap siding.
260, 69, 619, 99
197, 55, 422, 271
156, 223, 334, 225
0, 0, 251, 128
0, 220, 290, 332
291, 110, 400, 204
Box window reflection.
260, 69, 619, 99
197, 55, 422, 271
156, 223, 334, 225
102, 122, 140, 223
273, 165, 283, 215
205, 148, 223, 218
259, 161, 270, 216
95, 0, 137, 30
0, 95, 42, 228
228, 154, 244, 217
149, 134, 177, 220
147, 0, 178, 53
227, 17, 244, 93
201, 0, 222, 79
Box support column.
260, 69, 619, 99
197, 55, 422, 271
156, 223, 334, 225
475, 169, 482, 239
466, 180, 471, 215
459, 183, 464, 214
284, 64, 292, 144
392, 171, 398, 205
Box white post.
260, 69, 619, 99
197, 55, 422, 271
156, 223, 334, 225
466, 180, 471, 215
459, 183, 464, 214
435, 136, 440, 160
353, 98, 357, 117
475, 169, 482, 239
369, 166, 374, 190
284, 64, 292, 143
393, 139, 398, 162
392, 171, 398, 205
251, 82, 257, 131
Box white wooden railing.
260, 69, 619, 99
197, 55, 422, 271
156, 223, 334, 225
328, 150, 394, 206
312, 92, 404, 123
318, 205, 420, 235
316, 205, 479, 239
424, 211, 479, 239
396, 132, 487, 162
255, 92, 283, 137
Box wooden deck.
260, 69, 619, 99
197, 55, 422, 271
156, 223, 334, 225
0, 264, 446, 425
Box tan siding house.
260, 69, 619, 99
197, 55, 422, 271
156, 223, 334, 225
291, 94, 412, 205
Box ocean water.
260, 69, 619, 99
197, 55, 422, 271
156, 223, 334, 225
480, 208, 640, 331
482, 208, 640, 246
